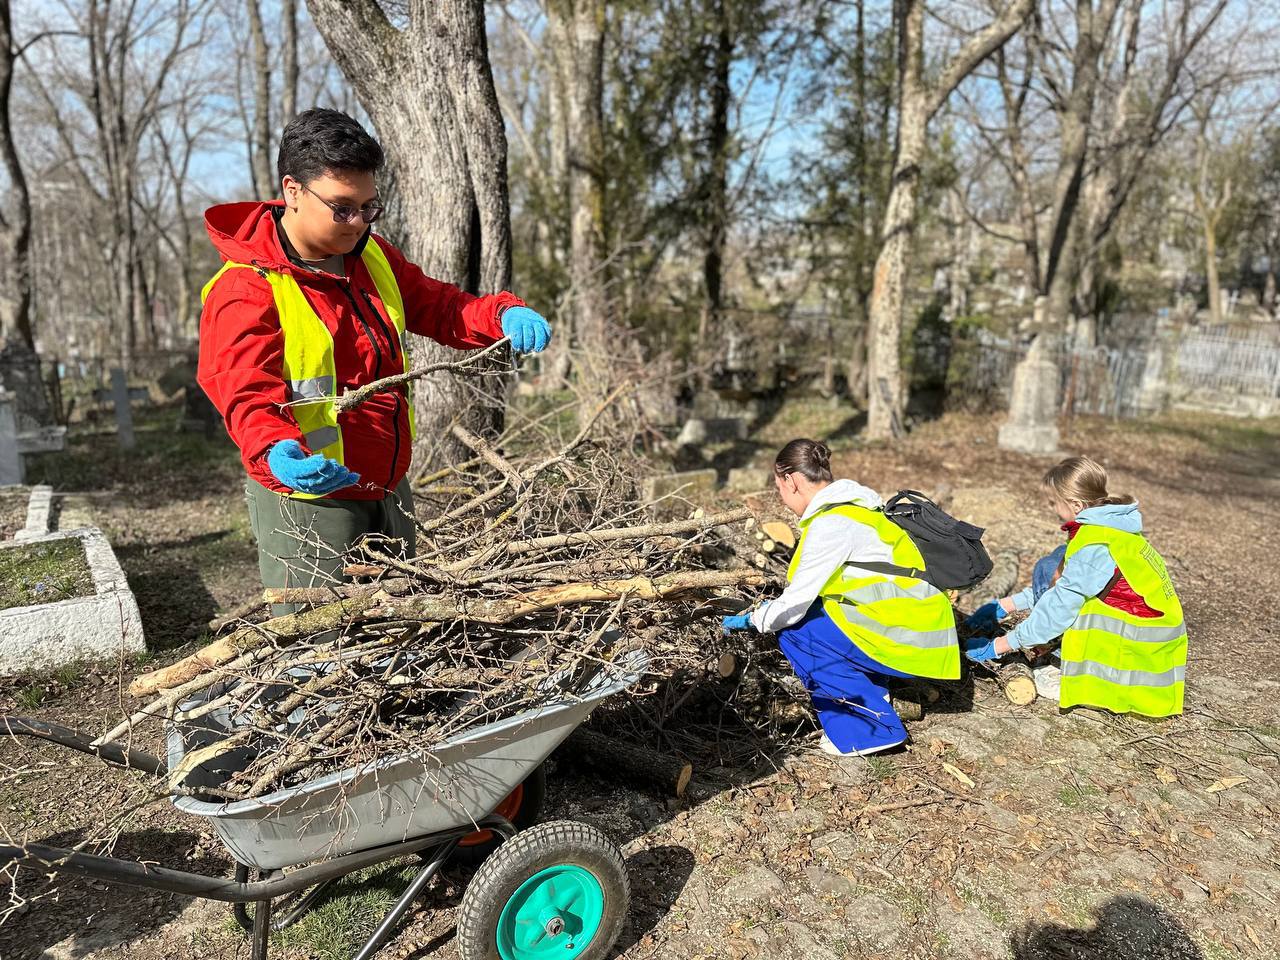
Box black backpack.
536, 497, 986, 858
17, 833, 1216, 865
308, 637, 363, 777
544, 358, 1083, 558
857, 490, 992, 591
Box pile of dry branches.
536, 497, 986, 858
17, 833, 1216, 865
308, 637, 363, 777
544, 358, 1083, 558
106, 389, 774, 802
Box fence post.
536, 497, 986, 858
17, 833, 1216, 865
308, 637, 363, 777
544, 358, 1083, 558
110, 367, 135, 450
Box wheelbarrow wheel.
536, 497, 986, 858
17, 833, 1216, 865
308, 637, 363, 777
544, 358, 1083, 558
456, 819, 629, 960
446, 763, 547, 869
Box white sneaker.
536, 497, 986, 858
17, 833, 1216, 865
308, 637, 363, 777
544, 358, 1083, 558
1032, 662, 1062, 702
819, 733, 906, 757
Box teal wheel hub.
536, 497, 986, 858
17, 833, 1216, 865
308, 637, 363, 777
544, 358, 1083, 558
496, 864, 605, 959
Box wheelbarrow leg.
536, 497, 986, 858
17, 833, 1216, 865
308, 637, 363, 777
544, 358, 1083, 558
350, 839, 457, 960
232, 862, 337, 933
252, 894, 272, 960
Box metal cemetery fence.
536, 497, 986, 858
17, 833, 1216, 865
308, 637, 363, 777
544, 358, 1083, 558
944, 322, 1280, 420
1171, 326, 1280, 398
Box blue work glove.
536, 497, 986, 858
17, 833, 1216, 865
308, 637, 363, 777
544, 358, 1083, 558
266, 439, 360, 495
963, 636, 1000, 663
964, 599, 1008, 633
501, 306, 552, 354
721, 613, 754, 635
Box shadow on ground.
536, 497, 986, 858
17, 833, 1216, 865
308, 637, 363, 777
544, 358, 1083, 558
1010, 895, 1204, 960
114, 532, 227, 650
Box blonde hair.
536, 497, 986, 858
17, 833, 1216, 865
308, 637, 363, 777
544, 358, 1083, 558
1042, 456, 1134, 509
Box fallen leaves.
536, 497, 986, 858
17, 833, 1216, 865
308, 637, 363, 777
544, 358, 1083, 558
1205, 776, 1249, 794
942, 762, 976, 789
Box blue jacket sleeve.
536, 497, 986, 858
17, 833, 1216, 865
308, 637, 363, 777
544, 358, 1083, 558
1008, 585, 1035, 611
1005, 544, 1116, 650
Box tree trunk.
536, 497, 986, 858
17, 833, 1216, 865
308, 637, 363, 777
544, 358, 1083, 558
549, 0, 612, 405
541, 18, 574, 388
1204, 214, 1222, 326
306, 0, 514, 472
0, 0, 33, 349
1264, 255, 1277, 314
246, 0, 274, 199
998, 1, 1120, 454
865, 0, 1033, 440
701, 0, 733, 384
282, 0, 299, 124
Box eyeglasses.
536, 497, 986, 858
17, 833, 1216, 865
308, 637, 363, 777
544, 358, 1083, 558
301, 184, 384, 224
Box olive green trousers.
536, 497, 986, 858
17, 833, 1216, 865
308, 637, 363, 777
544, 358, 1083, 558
245, 478, 416, 616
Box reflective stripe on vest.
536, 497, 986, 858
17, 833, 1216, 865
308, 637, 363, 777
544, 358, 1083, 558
201, 241, 413, 500
790, 502, 960, 680
1060, 524, 1187, 717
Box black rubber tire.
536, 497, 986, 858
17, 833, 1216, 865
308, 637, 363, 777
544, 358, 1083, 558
445, 763, 547, 868
456, 819, 630, 960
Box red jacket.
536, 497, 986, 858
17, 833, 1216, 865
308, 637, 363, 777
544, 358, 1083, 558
1062, 521, 1160, 618
197, 201, 524, 499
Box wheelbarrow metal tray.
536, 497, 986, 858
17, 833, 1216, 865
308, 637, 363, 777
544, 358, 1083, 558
167, 651, 646, 870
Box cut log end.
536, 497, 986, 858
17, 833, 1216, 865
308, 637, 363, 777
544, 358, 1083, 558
998, 661, 1037, 706
760, 521, 796, 550
715, 652, 737, 678
1004, 677, 1037, 706
674, 762, 692, 798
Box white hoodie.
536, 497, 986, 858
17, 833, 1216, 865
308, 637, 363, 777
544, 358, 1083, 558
750, 479, 894, 634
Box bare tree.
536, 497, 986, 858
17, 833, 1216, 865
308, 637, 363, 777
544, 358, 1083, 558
246, 0, 274, 198
546, 0, 612, 402
1074, 0, 1231, 342
865, 0, 1033, 440
23, 0, 211, 365
0, 0, 31, 348
151, 88, 222, 338
953, 0, 1230, 451
305, 0, 514, 470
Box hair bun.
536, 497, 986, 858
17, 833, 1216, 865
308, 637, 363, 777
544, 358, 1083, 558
812, 441, 831, 470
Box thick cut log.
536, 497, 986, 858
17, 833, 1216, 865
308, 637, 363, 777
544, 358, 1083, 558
998, 660, 1037, 706
558, 728, 692, 798
761, 521, 796, 550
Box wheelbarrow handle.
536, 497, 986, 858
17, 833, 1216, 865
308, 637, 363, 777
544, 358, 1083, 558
0, 816, 516, 904
0, 716, 166, 777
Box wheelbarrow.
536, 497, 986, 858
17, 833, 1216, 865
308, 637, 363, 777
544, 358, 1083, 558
0, 648, 647, 960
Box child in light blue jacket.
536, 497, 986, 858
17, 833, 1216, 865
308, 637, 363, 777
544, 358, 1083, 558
964, 457, 1172, 704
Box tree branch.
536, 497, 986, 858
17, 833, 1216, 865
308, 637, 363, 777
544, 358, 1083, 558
926, 0, 1036, 120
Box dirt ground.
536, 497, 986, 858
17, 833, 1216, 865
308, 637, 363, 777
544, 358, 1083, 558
2, 407, 1277, 960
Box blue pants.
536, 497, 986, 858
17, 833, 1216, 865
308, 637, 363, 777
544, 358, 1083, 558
1032, 546, 1067, 604
776, 605, 912, 753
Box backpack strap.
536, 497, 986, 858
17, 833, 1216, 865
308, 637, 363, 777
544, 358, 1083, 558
851, 560, 927, 580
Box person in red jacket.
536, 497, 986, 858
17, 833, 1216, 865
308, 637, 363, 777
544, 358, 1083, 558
198, 108, 550, 610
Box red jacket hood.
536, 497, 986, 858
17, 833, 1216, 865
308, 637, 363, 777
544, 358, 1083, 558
205, 200, 358, 276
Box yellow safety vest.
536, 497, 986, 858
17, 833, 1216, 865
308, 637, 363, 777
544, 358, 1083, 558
201, 242, 416, 500
790, 503, 960, 680
1061, 525, 1187, 717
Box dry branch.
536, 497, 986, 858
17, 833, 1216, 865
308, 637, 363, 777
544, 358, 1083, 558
332, 336, 512, 413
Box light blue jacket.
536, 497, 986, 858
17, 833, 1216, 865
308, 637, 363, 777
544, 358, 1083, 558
1005, 503, 1143, 651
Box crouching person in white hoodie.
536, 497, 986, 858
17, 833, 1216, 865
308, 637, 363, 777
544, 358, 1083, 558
723, 439, 960, 756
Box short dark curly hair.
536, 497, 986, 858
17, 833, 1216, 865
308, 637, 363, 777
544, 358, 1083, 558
277, 108, 384, 187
